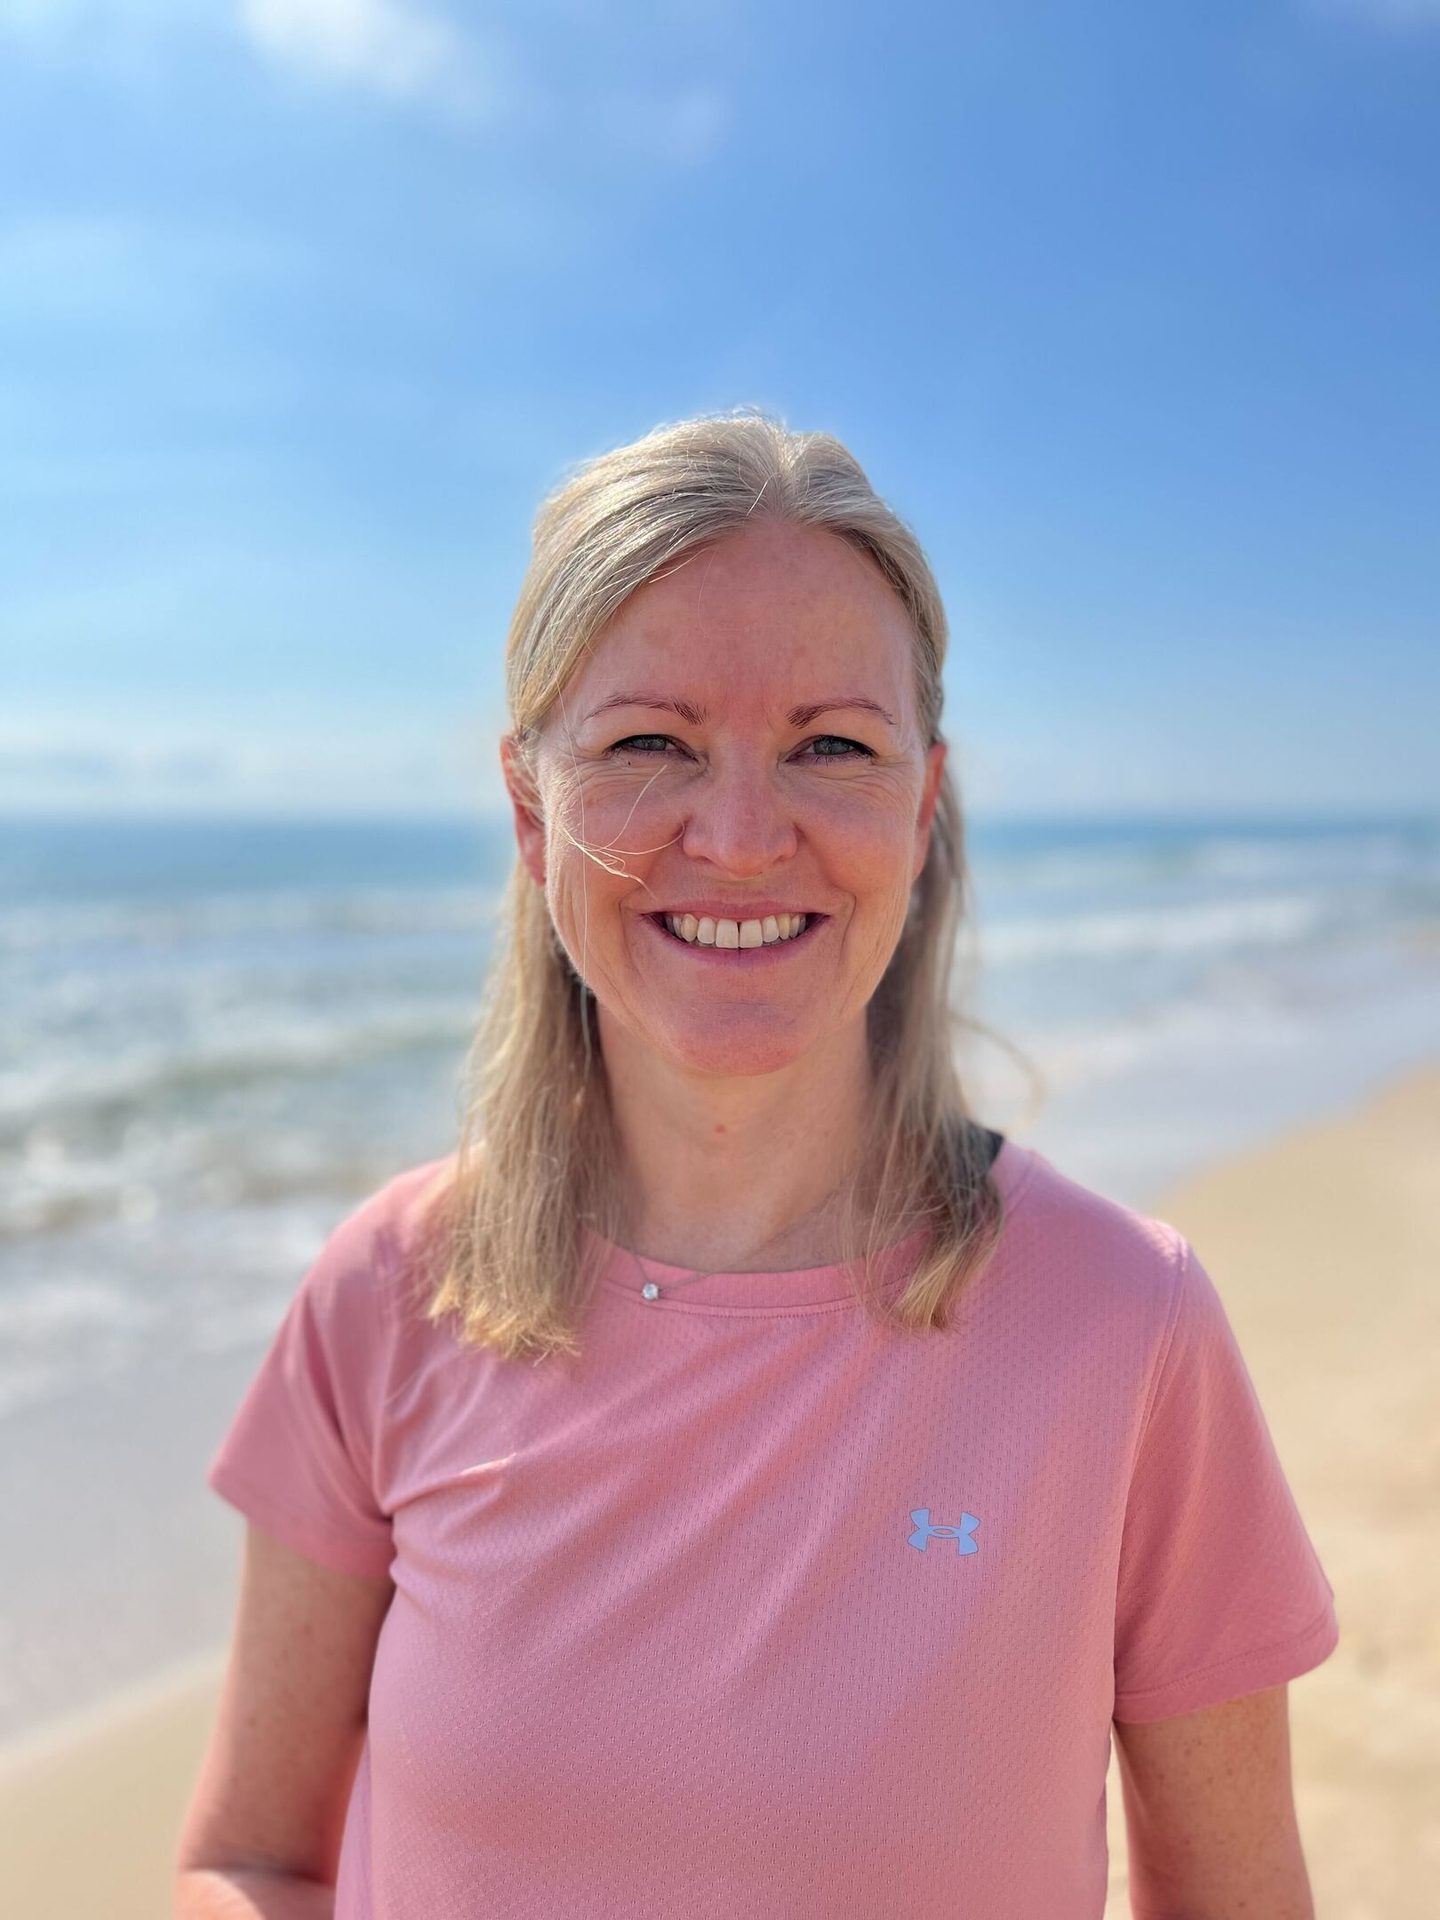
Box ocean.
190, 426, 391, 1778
2, 806, 1438, 1741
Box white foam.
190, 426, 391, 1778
982, 892, 1327, 962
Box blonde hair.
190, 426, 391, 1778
412, 407, 1030, 1360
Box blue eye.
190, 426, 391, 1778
606, 735, 874, 761
806, 736, 873, 760
607, 735, 674, 755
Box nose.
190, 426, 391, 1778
675, 752, 800, 876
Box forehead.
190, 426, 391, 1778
567, 521, 916, 710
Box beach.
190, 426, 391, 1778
2, 1060, 1437, 1918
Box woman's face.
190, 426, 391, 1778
503, 520, 947, 1081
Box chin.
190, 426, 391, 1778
657, 1023, 817, 1080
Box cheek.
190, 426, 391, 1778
544, 854, 625, 973
822, 808, 921, 965
548, 775, 669, 887
819, 796, 917, 889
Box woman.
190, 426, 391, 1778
176, 411, 1339, 1918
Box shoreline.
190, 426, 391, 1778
4, 1059, 1438, 1919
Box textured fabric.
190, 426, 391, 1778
207, 1137, 1339, 1918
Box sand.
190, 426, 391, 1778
3, 1062, 1437, 1919
1100, 1062, 1440, 1919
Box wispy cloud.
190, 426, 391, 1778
0, 1, 508, 117
0, 717, 500, 816
595, 83, 730, 167
235, 0, 498, 117
0, 2, 728, 146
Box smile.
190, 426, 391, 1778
643, 912, 825, 962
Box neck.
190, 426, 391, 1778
598, 1011, 874, 1271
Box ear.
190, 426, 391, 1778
500, 731, 546, 890
911, 738, 947, 884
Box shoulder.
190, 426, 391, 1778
1001, 1140, 1189, 1333
300, 1152, 460, 1331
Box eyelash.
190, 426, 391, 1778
606, 734, 875, 763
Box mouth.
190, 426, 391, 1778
642, 911, 827, 961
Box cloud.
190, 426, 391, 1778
235, 0, 497, 114
580, 80, 730, 168
643, 85, 730, 166
0, 736, 234, 809
0, 1, 504, 116
0, 717, 495, 816
0, 3, 732, 150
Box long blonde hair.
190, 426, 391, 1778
413, 407, 1031, 1360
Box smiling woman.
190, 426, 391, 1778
182, 408, 1338, 1920
436, 407, 1004, 1326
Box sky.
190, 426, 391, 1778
2, 0, 1438, 821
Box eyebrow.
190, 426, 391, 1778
582, 692, 898, 730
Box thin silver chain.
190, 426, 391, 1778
622, 1127, 1000, 1301
624, 1177, 852, 1303
627, 1244, 725, 1303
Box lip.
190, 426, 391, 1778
642, 910, 825, 961
648, 905, 825, 922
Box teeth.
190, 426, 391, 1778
663, 912, 809, 947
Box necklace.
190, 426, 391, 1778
629, 1246, 725, 1303
621, 1126, 1002, 1302
621, 1178, 852, 1304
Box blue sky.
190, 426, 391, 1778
2, 0, 1437, 820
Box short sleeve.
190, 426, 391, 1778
1112, 1235, 1339, 1722
207, 1188, 397, 1579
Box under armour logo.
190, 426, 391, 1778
908, 1507, 980, 1554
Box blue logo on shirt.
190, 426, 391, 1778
908, 1507, 979, 1554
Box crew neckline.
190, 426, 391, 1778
586, 1133, 1036, 1316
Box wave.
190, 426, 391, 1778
0, 884, 498, 954
977, 891, 1332, 962
0, 999, 477, 1142
972, 820, 1440, 893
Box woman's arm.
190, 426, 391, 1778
1113, 1683, 1316, 1919
172, 1867, 338, 1918
173, 1522, 394, 1917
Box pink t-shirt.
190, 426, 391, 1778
207, 1136, 1339, 1918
